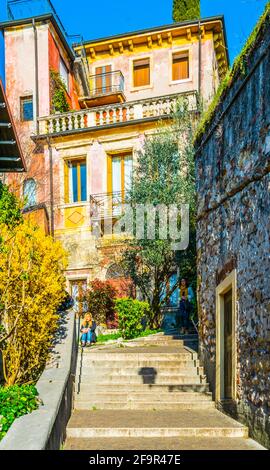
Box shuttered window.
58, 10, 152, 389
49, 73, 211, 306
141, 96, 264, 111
95, 65, 112, 94
64, 159, 87, 203
172, 52, 189, 81
133, 58, 150, 87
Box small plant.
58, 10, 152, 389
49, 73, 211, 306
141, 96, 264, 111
50, 69, 70, 114
115, 298, 151, 340
0, 385, 39, 440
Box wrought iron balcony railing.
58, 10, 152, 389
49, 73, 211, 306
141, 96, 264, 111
88, 70, 124, 98
90, 191, 129, 220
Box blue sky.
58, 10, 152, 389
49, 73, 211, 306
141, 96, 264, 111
0, 0, 268, 82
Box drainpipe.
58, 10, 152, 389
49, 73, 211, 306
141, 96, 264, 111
47, 137, 54, 238
32, 19, 40, 135
198, 18, 202, 98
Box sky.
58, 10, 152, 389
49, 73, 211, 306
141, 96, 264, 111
0, 0, 268, 82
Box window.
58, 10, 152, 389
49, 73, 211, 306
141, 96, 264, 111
95, 65, 112, 94
108, 154, 133, 196
172, 51, 189, 81
21, 96, 33, 121
60, 57, 69, 90
133, 58, 150, 87
23, 178, 37, 208
65, 159, 87, 204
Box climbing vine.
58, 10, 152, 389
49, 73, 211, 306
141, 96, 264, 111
194, 1, 270, 144
50, 69, 70, 114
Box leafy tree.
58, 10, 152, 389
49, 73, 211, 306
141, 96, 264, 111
0, 222, 67, 386
122, 98, 197, 328
84, 280, 117, 327
0, 182, 22, 227
173, 0, 200, 22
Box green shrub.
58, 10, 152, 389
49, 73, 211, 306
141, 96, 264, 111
0, 182, 22, 228
0, 385, 39, 440
115, 298, 151, 340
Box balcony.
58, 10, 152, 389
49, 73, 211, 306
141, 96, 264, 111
80, 70, 125, 108
37, 91, 198, 137
90, 191, 127, 220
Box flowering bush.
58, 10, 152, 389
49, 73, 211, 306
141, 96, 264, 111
0, 222, 67, 386
84, 280, 117, 327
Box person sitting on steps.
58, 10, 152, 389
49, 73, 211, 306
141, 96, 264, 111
80, 313, 97, 347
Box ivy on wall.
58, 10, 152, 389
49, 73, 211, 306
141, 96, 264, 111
172, 0, 200, 23
50, 69, 70, 114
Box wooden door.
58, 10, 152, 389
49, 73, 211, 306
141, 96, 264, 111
224, 289, 233, 399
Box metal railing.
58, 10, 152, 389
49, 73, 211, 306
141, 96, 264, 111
88, 70, 124, 98
90, 190, 129, 219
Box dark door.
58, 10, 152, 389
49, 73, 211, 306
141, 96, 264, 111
224, 289, 233, 399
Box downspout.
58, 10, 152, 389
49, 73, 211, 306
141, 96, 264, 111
47, 137, 55, 238
198, 18, 202, 98
32, 19, 39, 135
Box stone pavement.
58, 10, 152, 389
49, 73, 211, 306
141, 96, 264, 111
65, 332, 265, 450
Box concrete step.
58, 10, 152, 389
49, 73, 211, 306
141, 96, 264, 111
78, 367, 204, 377
79, 359, 200, 368
76, 383, 211, 393
67, 409, 249, 439
75, 391, 213, 402
74, 400, 216, 410
77, 375, 206, 385
65, 436, 265, 450
81, 351, 197, 361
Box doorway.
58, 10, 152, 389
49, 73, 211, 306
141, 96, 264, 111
70, 279, 88, 317
216, 270, 237, 402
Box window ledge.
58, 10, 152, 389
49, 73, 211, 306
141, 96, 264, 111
169, 78, 192, 86
130, 84, 154, 92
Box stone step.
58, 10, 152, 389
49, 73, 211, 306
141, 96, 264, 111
79, 359, 200, 368
78, 366, 204, 377
75, 391, 213, 402
77, 375, 206, 385
80, 353, 197, 361
76, 383, 210, 393
65, 436, 265, 450
67, 409, 249, 439
74, 401, 216, 410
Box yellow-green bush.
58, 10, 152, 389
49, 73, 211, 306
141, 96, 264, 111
0, 222, 67, 386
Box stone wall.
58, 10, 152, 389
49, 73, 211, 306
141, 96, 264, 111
195, 19, 270, 448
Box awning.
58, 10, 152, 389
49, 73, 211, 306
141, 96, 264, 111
0, 80, 26, 172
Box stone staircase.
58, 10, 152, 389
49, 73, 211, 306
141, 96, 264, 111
65, 332, 264, 450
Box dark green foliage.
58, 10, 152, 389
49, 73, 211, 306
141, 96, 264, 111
0, 182, 22, 228
115, 298, 151, 339
50, 70, 70, 114
173, 0, 200, 22
122, 98, 197, 328
0, 385, 39, 440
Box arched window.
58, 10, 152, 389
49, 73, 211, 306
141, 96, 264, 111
106, 263, 125, 280
23, 178, 37, 208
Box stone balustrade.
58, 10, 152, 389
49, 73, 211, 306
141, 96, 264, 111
38, 91, 198, 136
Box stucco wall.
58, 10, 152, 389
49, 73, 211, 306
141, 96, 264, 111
196, 23, 270, 448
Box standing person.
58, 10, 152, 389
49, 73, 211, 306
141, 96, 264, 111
179, 279, 194, 334
80, 313, 97, 347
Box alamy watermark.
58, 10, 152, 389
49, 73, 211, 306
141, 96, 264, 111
91, 203, 190, 251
